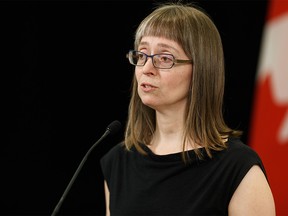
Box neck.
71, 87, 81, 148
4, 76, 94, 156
148, 111, 193, 155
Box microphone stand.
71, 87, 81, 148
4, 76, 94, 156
51, 129, 111, 216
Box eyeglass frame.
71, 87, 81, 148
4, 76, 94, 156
126, 50, 193, 69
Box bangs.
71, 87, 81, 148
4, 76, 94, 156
134, 8, 185, 48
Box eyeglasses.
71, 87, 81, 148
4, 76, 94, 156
126, 50, 193, 69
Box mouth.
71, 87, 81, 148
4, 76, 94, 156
140, 83, 157, 92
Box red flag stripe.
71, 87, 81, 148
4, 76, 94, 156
249, 0, 288, 214
268, 0, 288, 21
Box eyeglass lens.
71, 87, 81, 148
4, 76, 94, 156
129, 51, 174, 69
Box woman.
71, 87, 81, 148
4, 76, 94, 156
100, 2, 275, 215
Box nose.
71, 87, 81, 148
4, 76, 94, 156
141, 56, 157, 75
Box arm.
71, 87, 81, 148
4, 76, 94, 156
104, 180, 110, 216
228, 165, 276, 216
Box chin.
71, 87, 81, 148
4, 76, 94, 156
141, 100, 157, 110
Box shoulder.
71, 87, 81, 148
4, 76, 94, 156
100, 142, 127, 182
226, 137, 256, 153
221, 137, 266, 173
224, 137, 263, 166
228, 162, 275, 215
100, 142, 126, 165
212, 137, 268, 195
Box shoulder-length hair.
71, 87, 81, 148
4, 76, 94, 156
124, 2, 242, 162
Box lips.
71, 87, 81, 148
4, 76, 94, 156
140, 82, 157, 92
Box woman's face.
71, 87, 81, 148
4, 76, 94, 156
135, 36, 193, 112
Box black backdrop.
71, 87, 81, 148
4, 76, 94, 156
1, 0, 268, 215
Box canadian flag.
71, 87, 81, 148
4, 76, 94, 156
249, 0, 288, 215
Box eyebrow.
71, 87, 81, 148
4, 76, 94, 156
139, 41, 179, 53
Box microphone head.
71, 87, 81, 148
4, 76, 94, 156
106, 120, 122, 136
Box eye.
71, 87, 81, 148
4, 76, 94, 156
159, 54, 174, 63
138, 53, 145, 60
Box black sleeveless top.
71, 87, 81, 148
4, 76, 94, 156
100, 137, 266, 215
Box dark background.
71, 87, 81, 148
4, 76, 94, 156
1, 0, 268, 215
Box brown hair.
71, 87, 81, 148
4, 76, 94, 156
124, 2, 242, 162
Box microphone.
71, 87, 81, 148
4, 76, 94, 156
51, 120, 122, 216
